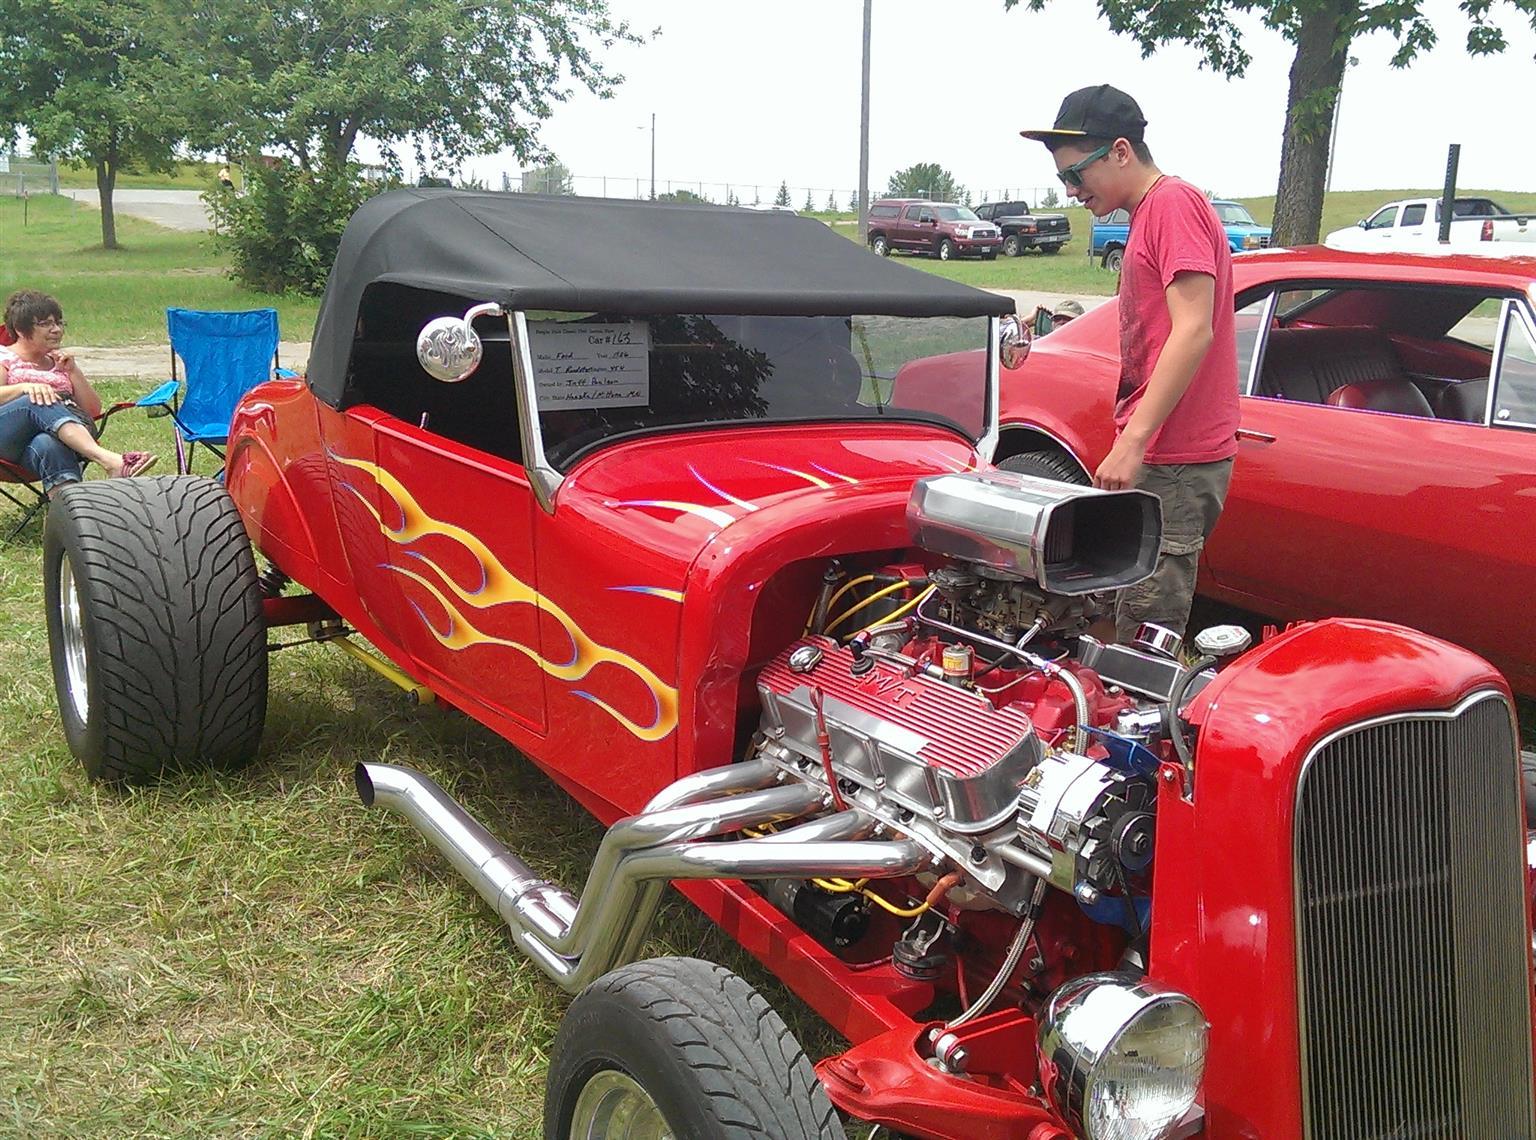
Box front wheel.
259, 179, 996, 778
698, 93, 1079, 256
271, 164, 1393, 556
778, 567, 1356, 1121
999, 449, 1090, 485
545, 957, 846, 1140
1103, 247, 1124, 273
936, 238, 956, 261
869, 234, 890, 257
44, 476, 268, 784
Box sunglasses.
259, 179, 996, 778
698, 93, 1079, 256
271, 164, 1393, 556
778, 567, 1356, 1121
1056, 144, 1112, 189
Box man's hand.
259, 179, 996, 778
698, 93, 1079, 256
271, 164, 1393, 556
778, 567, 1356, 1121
1094, 434, 1146, 490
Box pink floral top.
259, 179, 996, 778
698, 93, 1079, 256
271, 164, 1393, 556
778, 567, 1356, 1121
0, 347, 74, 397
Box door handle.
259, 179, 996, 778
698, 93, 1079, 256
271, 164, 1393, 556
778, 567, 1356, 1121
1236, 428, 1276, 444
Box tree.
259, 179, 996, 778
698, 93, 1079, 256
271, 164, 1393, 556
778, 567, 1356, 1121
0, 0, 187, 249
826, 192, 838, 212
521, 160, 575, 195
774, 180, 791, 207
657, 188, 711, 204
183, 0, 644, 176
848, 190, 860, 212
1040, 186, 1061, 209
803, 188, 816, 211
1005, 0, 1536, 246
885, 162, 964, 203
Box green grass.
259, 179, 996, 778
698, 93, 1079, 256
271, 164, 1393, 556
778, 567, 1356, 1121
0, 384, 854, 1138
0, 196, 320, 347
56, 160, 232, 192
1231, 187, 1536, 241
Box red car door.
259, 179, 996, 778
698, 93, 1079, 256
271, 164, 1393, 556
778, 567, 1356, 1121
1204, 296, 1536, 691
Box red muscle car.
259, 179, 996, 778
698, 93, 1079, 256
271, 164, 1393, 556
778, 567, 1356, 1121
39, 199, 1536, 1138
992, 247, 1536, 695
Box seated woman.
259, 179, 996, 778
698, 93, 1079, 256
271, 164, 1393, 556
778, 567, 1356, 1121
0, 290, 156, 497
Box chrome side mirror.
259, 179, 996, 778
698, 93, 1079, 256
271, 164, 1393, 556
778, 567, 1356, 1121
416, 301, 504, 382
999, 313, 1032, 369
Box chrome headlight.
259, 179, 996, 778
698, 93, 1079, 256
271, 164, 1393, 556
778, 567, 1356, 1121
1037, 973, 1208, 1140
1242, 234, 1261, 248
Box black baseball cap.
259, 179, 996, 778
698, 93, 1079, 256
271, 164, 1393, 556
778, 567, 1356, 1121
1021, 85, 1147, 144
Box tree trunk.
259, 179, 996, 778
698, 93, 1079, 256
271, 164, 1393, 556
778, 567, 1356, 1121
95, 155, 119, 251
1271, 1, 1355, 247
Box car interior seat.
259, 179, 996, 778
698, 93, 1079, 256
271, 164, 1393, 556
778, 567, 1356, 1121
1324, 378, 1435, 417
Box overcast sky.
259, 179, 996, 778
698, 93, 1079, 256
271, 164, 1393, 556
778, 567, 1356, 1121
445, 0, 1535, 204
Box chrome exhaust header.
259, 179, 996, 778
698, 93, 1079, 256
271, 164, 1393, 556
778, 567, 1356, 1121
356, 761, 929, 993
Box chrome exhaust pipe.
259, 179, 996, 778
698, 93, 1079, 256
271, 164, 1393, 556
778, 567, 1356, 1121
356, 762, 930, 992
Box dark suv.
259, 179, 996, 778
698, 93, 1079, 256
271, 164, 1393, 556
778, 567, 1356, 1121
866, 198, 1000, 261
973, 200, 1071, 257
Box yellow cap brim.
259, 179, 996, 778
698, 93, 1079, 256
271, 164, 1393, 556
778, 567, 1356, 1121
1019, 128, 1088, 142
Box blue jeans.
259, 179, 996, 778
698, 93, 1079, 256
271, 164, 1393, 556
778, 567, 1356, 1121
0, 396, 92, 491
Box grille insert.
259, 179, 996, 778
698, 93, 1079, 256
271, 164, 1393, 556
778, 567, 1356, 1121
1295, 692, 1534, 1138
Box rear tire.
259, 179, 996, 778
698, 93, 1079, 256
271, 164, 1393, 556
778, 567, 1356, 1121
999, 449, 1090, 485
870, 234, 890, 257
1002, 235, 1022, 257
545, 957, 846, 1140
43, 476, 268, 784
1103, 248, 1124, 273
1041, 245, 1062, 255
937, 238, 956, 261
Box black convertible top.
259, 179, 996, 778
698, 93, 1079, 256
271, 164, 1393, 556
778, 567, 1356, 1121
308, 189, 1012, 407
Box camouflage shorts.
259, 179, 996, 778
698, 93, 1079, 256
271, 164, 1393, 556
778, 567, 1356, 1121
1113, 458, 1234, 643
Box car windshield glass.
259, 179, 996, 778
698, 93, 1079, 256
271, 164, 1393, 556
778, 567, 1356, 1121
1215, 203, 1257, 225
934, 207, 979, 222
526, 312, 993, 469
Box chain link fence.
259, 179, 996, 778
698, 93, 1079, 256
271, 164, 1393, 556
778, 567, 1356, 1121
0, 153, 60, 196
502, 167, 1059, 211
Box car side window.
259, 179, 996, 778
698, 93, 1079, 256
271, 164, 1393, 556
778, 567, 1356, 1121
1364, 206, 1398, 230
903, 205, 923, 221
1234, 294, 1273, 395
1493, 304, 1536, 430
918, 208, 934, 224
975, 205, 992, 220
1400, 204, 1426, 226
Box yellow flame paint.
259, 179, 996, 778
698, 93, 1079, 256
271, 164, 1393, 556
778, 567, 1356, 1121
334, 455, 678, 741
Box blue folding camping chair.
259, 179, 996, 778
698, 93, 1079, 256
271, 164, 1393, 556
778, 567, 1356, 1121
137, 308, 296, 475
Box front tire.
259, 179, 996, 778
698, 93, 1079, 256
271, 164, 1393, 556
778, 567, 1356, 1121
545, 958, 846, 1140
999, 449, 1090, 485
1103, 247, 1124, 273
936, 238, 956, 261
44, 476, 268, 784
869, 234, 890, 257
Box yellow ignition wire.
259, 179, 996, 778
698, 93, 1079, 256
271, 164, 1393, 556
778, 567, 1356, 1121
805, 573, 878, 634
852, 584, 935, 638
823, 579, 922, 637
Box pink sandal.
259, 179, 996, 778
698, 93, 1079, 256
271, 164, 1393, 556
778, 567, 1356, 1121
115, 451, 159, 478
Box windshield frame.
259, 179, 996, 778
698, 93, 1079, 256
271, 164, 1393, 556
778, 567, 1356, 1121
506, 311, 1000, 511
934, 206, 980, 222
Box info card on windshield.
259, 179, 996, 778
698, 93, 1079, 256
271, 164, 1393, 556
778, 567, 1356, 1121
527, 320, 651, 409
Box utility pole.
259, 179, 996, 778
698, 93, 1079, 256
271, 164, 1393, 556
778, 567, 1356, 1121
650, 112, 656, 200
858, 0, 871, 241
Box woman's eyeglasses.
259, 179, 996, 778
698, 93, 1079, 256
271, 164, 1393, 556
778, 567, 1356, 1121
1056, 144, 1112, 189
33, 317, 67, 329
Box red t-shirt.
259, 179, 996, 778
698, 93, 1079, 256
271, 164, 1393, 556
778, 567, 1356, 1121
1116, 176, 1239, 464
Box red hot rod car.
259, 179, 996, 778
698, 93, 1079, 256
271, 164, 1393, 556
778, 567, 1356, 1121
984, 246, 1536, 696
42, 193, 1536, 1139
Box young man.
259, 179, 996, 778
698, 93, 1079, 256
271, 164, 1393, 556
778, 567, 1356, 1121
1022, 85, 1239, 642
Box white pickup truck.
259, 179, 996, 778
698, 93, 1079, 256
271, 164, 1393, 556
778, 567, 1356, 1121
1323, 196, 1536, 252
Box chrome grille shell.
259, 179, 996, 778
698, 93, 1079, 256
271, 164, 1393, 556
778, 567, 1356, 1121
1294, 689, 1535, 1138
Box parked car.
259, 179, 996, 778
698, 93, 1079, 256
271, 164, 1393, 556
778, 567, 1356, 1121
866, 197, 1000, 260
1324, 195, 1536, 252
1091, 199, 1271, 272
988, 244, 1536, 695
42, 194, 1536, 1140
973, 199, 1071, 257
